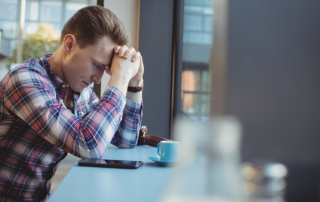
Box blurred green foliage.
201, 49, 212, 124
9, 23, 60, 64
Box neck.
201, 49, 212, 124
48, 46, 68, 84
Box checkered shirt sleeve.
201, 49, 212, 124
0, 57, 142, 202
2, 60, 142, 159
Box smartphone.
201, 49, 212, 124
78, 158, 143, 169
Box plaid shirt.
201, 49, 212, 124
0, 54, 142, 201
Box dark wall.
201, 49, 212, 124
139, 0, 174, 139
226, 1, 320, 201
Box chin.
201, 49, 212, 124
76, 88, 85, 92
72, 86, 84, 92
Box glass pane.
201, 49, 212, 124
26, 1, 39, 21
182, 92, 210, 117
179, 0, 213, 119
24, 22, 39, 35
183, 32, 202, 44
50, 22, 61, 33
185, 0, 203, 6
68, 0, 96, 3
40, 1, 62, 23
203, 0, 211, 6
181, 70, 200, 94
200, 94, 210, 117
0, 27, 16, 58
0, 0, 18, 20
64, 2, 87, 23
204, 16, 212, 32
0, 20, 18, 39
184, 15, 202, 31
203, 33, 212, 44
2, 0, 93, 68
201, 70, 209, 92
184, 6, 203, 14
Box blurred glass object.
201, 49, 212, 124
181, 0, 213, 119
242, 160, 288, 202
160, 116, 245, 202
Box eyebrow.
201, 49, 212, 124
92, 59, 108, 67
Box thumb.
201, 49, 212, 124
105, 66, 112, 75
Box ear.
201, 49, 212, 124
63, 34, 77, 54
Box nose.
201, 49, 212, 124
91, 72, 103, 84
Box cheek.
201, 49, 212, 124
71, 62, 93, 76
66, 55, 95, 79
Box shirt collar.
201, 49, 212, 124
39, 54, 67, 90
39, 54, 81, 96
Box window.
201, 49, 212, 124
0, 0, 95, 63
0, 0, 96, 82
138, 0, 213, 138
180, 0, 213, 119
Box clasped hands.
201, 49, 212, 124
105, 45, 144, 87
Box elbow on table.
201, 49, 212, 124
113, 141, 137, 149
77, 148, 105, 159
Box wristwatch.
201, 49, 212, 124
127, 84, 144, 93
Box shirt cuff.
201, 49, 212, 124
125, 98, 142, 119
100, 85, 126, 112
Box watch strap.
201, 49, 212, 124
127, 84, 144, 93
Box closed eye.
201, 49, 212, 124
95, 64, 105, 70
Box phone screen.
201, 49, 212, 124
78, 158, 143, 169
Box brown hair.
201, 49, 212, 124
60, 6, 129, 48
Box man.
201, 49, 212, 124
0, 6, 143, 201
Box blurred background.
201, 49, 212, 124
0, 0, 95, 76
1, 0, 320, 201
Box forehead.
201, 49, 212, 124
86, 36, 118, 64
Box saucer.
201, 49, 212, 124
148, 155, 177, 166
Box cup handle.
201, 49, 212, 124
157, 143, 161, 156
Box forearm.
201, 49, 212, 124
111, 98, 142, 148
6, 83, 125, 159
107, 70, 131, 95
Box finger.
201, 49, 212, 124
123, 47, 136, 59
139, 56, 144, 71
114, 46, 121, 54
104, 65, 112, 75
131, 51, 141, 62
118, 45, 128, 57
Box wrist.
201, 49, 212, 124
108, 70, 131, 95
112, 70, 131, 84
128, 78, 143, 87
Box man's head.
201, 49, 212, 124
52, 6, 129, 92
61, 5, 128, 48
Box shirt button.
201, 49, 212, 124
81, 112, 84, 115
62, 85, 66, 88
